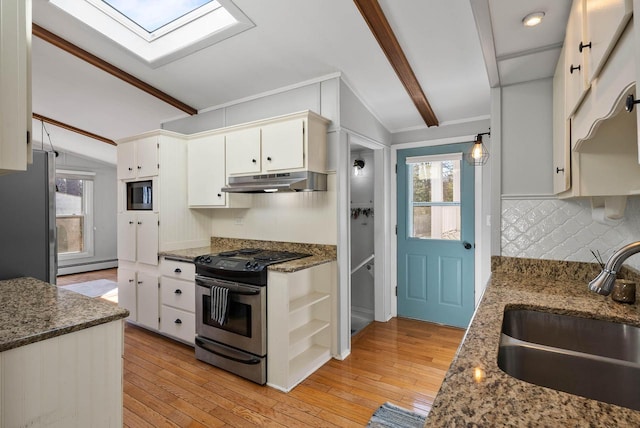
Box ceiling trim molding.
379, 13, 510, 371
496, 43, 564, 62
353, 0, 438, 127
469, 0, 500, 88
33, 113, 116, 146
32, 23, 198, 116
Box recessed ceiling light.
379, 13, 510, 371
522, 12, 545, 27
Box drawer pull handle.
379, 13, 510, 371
174, 268, 182, 273
174, 289, 182, 294
175, 319, 182, 324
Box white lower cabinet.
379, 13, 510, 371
117, 267, 159, 330
159, 258, 196, 344
267, 262, 336, 392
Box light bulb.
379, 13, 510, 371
471, 142, 483, 159
523, 12, 545, 27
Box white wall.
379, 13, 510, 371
55, 151, 118, 273
207, 174, 337, 245
501, 78, 553, 196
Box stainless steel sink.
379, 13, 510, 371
498, 309, 640, 410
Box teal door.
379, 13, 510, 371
397, 143, 475, 328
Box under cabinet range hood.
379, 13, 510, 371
221, 171, 327, 193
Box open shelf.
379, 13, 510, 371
289, 319, 330, 344
289, 292, 330, 314
289, 345, 331, 385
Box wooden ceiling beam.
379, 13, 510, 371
33, 113, 117, 146
353, 0, 439, 127
32, 23, 198, 116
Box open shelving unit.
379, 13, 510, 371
267, 261, 336, 392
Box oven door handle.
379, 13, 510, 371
196, 278, 261, 296
195, 337, 262, 365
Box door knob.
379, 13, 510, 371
463, 241, 473, 250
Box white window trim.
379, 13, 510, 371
56, 171, 95, 261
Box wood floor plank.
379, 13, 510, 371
122, 314, 463, 427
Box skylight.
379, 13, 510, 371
102, 0, 215, 33
49, 0, 254, 67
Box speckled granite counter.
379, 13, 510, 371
425, 257, 640, 427
158, 237, 337, 273
0, 277, 129, 352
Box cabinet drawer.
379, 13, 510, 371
161, 277, 195, 312
160, 306, 195, 345
160, 258, 195, 279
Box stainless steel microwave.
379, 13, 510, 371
126, 180, 153, 210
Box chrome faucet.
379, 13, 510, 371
589, 241, 640, 295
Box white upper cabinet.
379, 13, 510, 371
188, 133, 227, 207
585, 0, 633, 82
261, 119, 305, 172
565, 0, 589, 117
117, 136, 159, 180
552, 46, 571, 194
0, 0, 31, 174
224, 127, 261, 176
117, 212, 159, 265
225, 111, 329, 177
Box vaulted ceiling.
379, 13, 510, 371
31, 0, 571, 163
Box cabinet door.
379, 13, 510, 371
135, 136, 159, 178
117, 212, 137, 262
117, 268, 137, 321
0, 0, 30, 173
188, 134, 226, 206
136, 271, 159, 329
261, 119, 305, 172
117, 142, 136, 180
225, 128, 261, 175
565, 0, 589, 117
553, 47, 571, 194
585, 0, 632, 82
136, 212, 158, 265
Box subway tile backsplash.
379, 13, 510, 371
501, 197, 640, 270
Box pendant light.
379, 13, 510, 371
465, 132, 490, 166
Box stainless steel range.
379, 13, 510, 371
194, 248, 310, 384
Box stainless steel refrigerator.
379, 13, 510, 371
0, 150, 57, 283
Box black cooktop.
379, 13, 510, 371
194, 248, 310, 286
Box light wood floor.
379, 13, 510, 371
123, 318, 464, 427
57, 269, 465, 426
56, 268, 117, 285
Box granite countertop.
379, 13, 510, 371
426, 257, 640, 427
159, 237, 337, 273
0, 277, 129, 352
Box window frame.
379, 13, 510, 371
56, 169, 95, 261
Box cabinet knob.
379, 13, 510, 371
137, 221, 142, 225
174, 268, 182, 273
129, 221, 134, 225
556, 167, 565, 174
128, 167, 133, 171
267, 156, 272, 161
252, 159, 257, 163
217, 193, 222, 197
174, 319, 182, 324
137, 166, 142, 169
625, 94, 640, 112
128, 279, 134, 283
174, 289, 182, 294
579, 41, 591, 53
569, 64, 581, 74
137, 281, 143, 284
